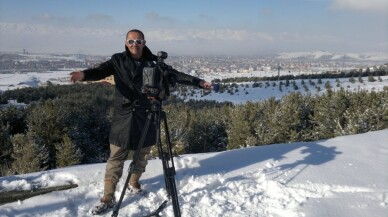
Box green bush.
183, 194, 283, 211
0, 82, 386, 175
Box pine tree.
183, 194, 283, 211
0, 123, 12, 164
312, 89, 350, 139
158, 104, 192, 155
27, 100, 62, 169
187, 107, 227, 152
227, 105, 253, 149
254, 97, 279, 145
279, 92, 314, 142
344, 90, 387, 134
11, 133, 49, 174
343, 91, 368, 134
0, 123, 12, 176
55, 135, 83, 168
324, 81, 332, 90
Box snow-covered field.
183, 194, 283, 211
0, 129, 387, 217
0, 71, 72, 92
1, 70, 387, 105
186, 76, 388, 104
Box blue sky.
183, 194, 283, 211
0, 0, 387, 56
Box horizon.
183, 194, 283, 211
1, 50, 388, 60
0, 0, 387, 56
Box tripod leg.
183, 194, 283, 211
160, 111, 181, 217
111, 112, 154, 217
145, 110, 181, 217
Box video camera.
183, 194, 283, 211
142, 51, 177, 100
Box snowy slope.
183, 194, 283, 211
1, 129, 387, 217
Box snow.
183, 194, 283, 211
0, 71, 72, 91
182, 76, 388, 104
1, 58, 388, 105
0, 130, 387, 217
4, 70, 387, 105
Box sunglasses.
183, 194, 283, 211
127, 39, 145, 45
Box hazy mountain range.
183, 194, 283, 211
1, 51, 388, 62
276, 51, 388, 62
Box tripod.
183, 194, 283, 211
111, 98, 181, 217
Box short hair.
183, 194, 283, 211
126, 29, 145, 39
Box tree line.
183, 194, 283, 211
0, 82, 387, 176
217, 67, 388, 84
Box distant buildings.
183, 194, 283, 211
84, 75, 115, 85
1, 52, 386, 80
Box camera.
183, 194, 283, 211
142, 51, 176, 99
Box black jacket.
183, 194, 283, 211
82, 46, 203, 150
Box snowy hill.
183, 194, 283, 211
0, 130, 387, 217
276, 51, 388, 62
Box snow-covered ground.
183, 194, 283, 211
0, 129, 387, 217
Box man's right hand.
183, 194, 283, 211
69, 71, 85, 83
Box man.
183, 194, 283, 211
70, 29, 211, 215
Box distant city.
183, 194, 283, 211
1, 51, 387, 78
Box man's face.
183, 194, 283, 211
126, 32, 145, 59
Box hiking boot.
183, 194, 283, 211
91, 195, 116, 215
128, 183, 146, 196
